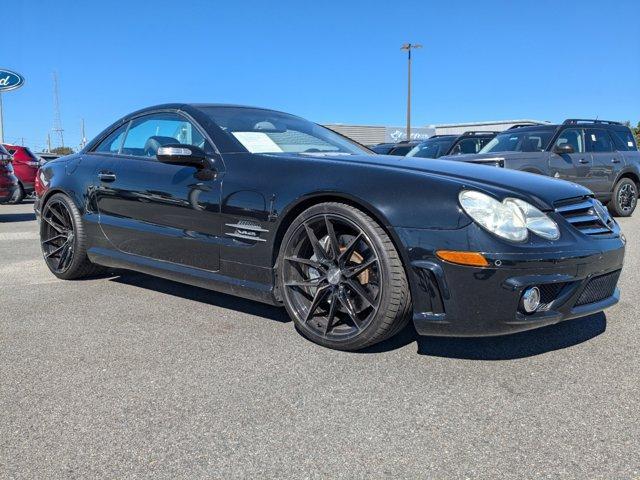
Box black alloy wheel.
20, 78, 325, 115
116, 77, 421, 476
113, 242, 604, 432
41, 198, 76, 274
279, 203, 410, 351
39, 193, 104, 279
610, 178, 638, 217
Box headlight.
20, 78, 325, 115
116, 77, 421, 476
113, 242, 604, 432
459, 191, 560, 242
503, 198, 560, 240
459, 190, 528, 242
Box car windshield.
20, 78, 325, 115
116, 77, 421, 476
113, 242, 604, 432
6, 146, 38, 160
201, 107, 369, 155
370, 144, 394, 154
406, 137, 455, 158
479, 130, 554, 153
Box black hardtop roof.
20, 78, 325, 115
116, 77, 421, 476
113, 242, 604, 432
129, 103, 292, 117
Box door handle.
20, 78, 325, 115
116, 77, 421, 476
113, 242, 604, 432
98, 171, 117, 182
578, 158, 589, 164
611, 158, 621, 164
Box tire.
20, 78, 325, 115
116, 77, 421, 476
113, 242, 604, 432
9, 183, 25, 204
609, 178, 638, 217
40, 193, 105, 280
278, 202, 411, 351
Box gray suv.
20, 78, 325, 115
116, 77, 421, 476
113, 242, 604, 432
443, 119, 640, 216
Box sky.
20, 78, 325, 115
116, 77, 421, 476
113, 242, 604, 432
2, 0, 639, 151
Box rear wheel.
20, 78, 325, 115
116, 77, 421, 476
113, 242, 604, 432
278, 202, 411, 351
40, 193, 105, 279
609, 178, 637, 217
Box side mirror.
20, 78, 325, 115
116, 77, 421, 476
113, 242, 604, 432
554, 143, 574, 155
157, 144, 209, 169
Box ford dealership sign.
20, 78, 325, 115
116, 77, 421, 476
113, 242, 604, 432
0, 69, 25, 92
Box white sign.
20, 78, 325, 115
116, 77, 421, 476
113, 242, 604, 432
385, 126, 435, 143
232, 132, 283, 153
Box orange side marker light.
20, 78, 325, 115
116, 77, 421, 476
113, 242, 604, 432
436, 250, 489, 267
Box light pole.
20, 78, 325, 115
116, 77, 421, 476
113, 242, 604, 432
0, 93, 4, 143
401, 43, 422, 142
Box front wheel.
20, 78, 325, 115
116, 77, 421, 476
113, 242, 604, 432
278, 202, 411, 351
609, 178, 637, 217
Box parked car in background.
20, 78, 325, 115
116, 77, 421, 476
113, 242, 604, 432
406, 131, 498, 159
442, 120, 640, 216
369, 140, 420, 156
35, 104, 625, 351
0, 144, 19, 204
37, 152, 62, 164
2, 144, 40, 203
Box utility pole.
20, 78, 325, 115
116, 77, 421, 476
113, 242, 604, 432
47, 133, 51, 152
400, 43, 422, 142
52, 71, 64, 148
79, 119, 87, 150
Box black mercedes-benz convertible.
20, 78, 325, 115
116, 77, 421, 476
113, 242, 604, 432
34, 104, 625, 350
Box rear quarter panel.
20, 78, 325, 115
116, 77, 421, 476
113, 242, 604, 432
621, 150, 640, 174
38, 154, 106, 246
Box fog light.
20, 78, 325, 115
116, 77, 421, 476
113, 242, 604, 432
520, 286, 540, 314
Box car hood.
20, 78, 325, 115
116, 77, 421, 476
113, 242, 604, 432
289, 152, 589, 210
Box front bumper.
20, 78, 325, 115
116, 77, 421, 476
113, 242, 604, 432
400, 227, 625, 337
21, 181, 35, 194
33, 196, 42, 217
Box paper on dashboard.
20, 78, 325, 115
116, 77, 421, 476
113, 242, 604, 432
232, 132, 283, 153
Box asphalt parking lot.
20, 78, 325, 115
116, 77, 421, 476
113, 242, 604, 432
1, 201, 639, 479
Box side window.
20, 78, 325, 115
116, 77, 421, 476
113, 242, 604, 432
120, 113, 208, 158
611, 128, 637, 151
94, 124, 129, 153
555, 128, 584, 153
523, 134, 545, 152
450, 138, 480, 155
479, 137, 493, 150
586, 129, 614, 153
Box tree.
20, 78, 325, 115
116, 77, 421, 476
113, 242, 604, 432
50, 146, 74, 156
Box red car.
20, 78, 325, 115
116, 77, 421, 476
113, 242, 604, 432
2, 144, 40, 203
0, 144, 19, 204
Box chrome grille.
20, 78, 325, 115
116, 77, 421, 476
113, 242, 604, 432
555, 197, 615, 236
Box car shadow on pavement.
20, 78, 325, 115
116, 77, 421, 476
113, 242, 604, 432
107, 270, 607, 357
111, 271, 291, 323
0, 212, 36, 223
362, 313, 607, 360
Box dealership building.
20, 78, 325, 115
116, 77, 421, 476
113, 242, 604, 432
324, 119, 548, 145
